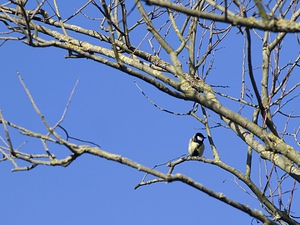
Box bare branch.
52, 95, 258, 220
1, 1, 300, 224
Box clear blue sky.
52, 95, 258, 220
1, 2, 299, 225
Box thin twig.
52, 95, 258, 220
52, 77, 80, 130
134, 81, 196, 115
0, 110, 15, 156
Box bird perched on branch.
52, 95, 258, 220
188, 133, 206, 157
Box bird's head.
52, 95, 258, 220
193, 133, 205, 143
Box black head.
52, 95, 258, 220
193, 133, 205, 143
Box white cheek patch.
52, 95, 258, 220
197, 137, 203, 142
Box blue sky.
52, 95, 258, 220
1, 2, 300, 225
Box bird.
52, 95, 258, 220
188, 133, 206, 157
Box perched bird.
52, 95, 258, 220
188, 133, 206, 157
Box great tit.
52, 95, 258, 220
188, 133, 206, 157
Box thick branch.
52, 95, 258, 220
144, 0, 300, 32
